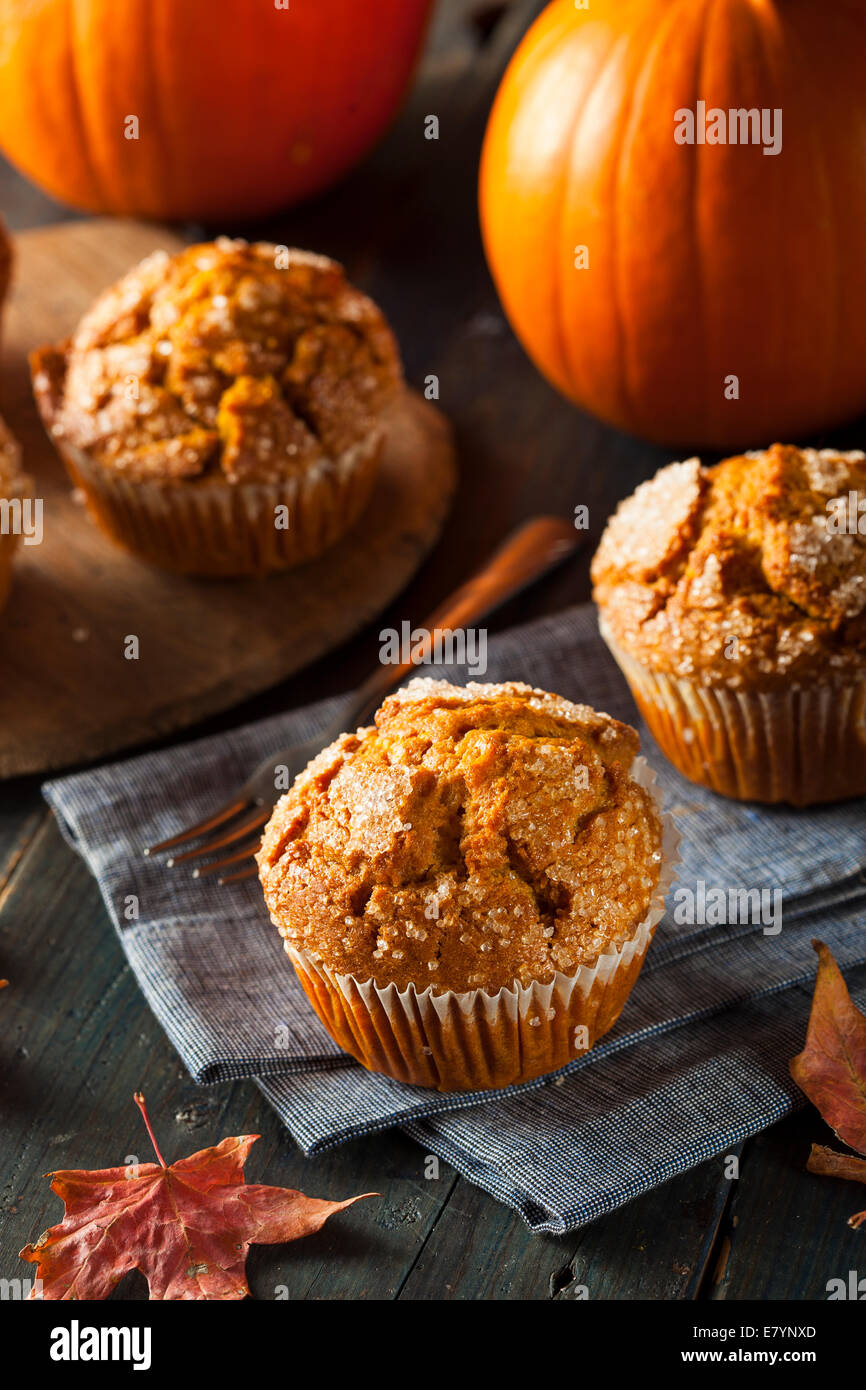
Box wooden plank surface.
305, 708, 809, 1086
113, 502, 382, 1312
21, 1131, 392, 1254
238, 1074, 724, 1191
709, 1104, 866, 1302
1, 0, 863, 1301
2, 819, 857, 1302
0, 220, 456, 777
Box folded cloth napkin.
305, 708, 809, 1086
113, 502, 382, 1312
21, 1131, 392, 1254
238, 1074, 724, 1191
44, 604, 866, 1234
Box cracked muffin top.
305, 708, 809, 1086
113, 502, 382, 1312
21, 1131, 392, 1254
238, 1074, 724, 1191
30, 238, 402, 486
257, 678, 664, 994
591, 445, 866, 689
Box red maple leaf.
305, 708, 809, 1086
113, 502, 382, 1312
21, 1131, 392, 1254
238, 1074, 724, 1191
20, 1093, 375, 1300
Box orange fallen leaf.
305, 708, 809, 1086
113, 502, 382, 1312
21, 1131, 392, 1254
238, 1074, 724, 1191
790, 942, 866, 1228
20, 1092, 375, 1300
807, 1144, 866, 1228
789, 940, 866, 1155
807, 1142, 866, 1183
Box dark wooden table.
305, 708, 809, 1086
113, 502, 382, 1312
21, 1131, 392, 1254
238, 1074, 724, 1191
0, 0, 861, 1302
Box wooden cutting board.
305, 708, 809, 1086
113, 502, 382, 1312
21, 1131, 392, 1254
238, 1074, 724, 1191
0, 220, 456, 778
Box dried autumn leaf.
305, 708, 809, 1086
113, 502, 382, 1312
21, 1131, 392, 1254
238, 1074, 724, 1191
20, 1093, 375, 1300
807, 1146, 866, 1230
807, 1142, 866, 1184
789, 940, 866, 1156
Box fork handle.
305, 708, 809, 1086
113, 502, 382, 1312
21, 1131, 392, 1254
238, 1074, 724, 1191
343, 515, 581, 730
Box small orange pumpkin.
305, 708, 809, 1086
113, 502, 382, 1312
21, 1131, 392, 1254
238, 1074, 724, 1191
480, 0, 866, 448
0, 0, 433, 221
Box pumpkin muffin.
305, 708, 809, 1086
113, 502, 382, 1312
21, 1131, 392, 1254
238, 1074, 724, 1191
30, 238, 403, 575
257, 678, 677, 1092
0, 416, 30, 613
592, 445, 866, 804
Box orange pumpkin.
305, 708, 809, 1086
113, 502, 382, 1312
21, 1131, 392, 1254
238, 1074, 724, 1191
0, 0, 433, 221
480, 0, 866, 449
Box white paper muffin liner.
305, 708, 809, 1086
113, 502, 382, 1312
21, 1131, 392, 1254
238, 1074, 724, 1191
53, 429, 382, 576
599, 619, 866, 805
285, 757, 681, 1092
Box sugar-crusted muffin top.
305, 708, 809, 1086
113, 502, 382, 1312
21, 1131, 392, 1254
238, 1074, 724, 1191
591, 445, 866, 688
31, 238, 402, 485
257, 678, 664, 994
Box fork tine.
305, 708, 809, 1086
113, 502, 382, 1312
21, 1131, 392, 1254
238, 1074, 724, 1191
144, 795, 251, 857
192, 840, 262, 879
219, 864, 259, 886
165, 806, 271, 867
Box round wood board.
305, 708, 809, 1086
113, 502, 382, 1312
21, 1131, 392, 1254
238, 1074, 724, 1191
0, 220, 456, 778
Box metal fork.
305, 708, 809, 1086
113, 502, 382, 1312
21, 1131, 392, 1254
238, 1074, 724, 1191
143, 515, 582, 884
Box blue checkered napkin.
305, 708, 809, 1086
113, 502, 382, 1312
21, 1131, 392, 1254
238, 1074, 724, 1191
43, 604, 866, 1232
